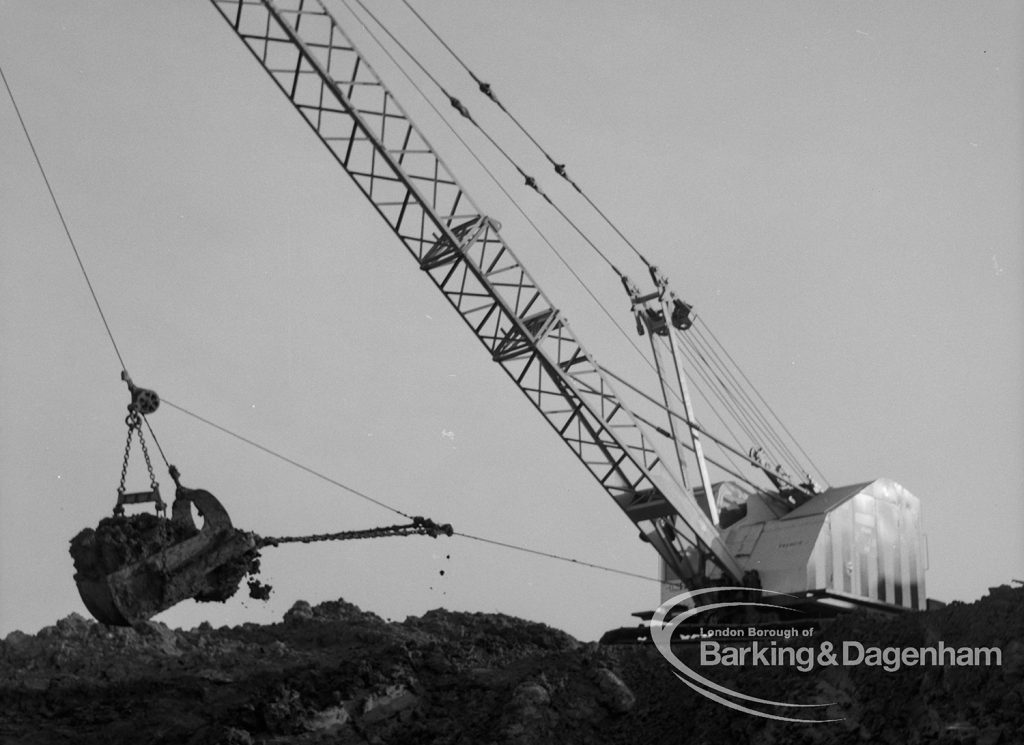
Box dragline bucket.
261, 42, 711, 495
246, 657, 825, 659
70, 487, 258, 626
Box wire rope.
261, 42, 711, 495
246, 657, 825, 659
678, 330, 801, 477
337, 0, 777, 474
665, 334, 765, 461
355, 0, 825, 485
397, 0, 653, 269
685, 325, 805, 474
344, 0, 626, 277
3, 59, 192, 486
162, 398, 662, 583
161, 398, 414, 520
4, 8, 825, 598
1, 62, 129, 375
697, 319, 830, 486
332, 0, 697, 432
389, 0, 830, 486
1, 26, 718, 589
455, 532, 661, 584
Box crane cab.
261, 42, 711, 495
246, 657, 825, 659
662, 478, 927, 613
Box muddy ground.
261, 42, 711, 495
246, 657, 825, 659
1, 586, 1022, 744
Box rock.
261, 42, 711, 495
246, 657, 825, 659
133, 620, 181, 656
1, 630, 33, 662
977, 726, 1004, 745
362, 684, 419, 723
302, 704, 350, 733
198, 668, 235, 683
54, 613, 92, 637
21, 674, 50, 692
283, 600, 314, 624
309, 598, 383, 624
1002, 638, 1024, 680
219, 727, 255, 745
265, 640, 289, 656
261, 685, 307, 733
499, 680, 555, 745
511, 681, 550, 708
2, 629, 32, 646
593, 666, 635, 713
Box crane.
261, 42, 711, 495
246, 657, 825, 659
204, 0, 749, 591
70, 0, 928, 625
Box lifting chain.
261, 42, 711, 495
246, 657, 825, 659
117, 411, 159, 494
114, 374, 165, 515
257, 517, 453, 548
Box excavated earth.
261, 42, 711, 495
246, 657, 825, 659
1, 586, 1022, 744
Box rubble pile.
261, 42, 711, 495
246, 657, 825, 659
1, 586, 1021, 744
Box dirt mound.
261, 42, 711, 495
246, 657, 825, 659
1, 586, 1021, 744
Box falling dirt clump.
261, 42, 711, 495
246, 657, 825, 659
1, 586, 1021, 744
191, 546, 261, 604
247, 577, 273, 601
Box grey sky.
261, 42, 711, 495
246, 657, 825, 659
1, 1, 1021, 640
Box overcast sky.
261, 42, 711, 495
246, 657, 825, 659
1, 0, 1021, 640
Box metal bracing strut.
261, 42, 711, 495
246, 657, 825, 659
206, 0, 743, 587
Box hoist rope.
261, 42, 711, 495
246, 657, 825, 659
1, 62, 129, 375
2, 61, 185, 487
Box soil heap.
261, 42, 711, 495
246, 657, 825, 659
1, 586, 1022, 744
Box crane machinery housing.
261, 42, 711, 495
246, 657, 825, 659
69, 0, 928, 626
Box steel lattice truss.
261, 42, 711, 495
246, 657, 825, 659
207, 0, 744, 585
